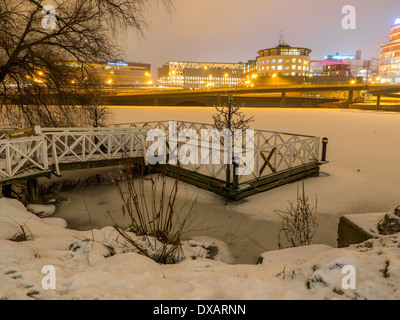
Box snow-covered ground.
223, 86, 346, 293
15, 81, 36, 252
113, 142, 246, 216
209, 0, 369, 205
2, 107, 400, 300
52, 107, 400, 263
0, 198, 399, 300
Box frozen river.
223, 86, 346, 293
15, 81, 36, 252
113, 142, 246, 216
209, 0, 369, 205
51, 106, 400, 264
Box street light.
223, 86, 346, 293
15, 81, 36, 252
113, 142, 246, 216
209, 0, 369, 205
272, 73, 277, 85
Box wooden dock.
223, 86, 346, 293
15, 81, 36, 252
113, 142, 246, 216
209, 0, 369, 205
0, 121, 327, 201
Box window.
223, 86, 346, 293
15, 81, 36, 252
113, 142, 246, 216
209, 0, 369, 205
292, 58, 297, 63
292, 65, 296, 70
271, 66, 276, 70
277, 65, 283, 70
278, 59, 283, 63
271, 59, 276, 63
285, 66, 290, 70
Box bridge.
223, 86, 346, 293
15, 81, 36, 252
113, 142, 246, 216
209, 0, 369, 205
0, 122, 326, 201
103, 83, 400, 108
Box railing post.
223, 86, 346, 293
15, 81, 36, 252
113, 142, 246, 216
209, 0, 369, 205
233, 162, 239, 190
321, 137, 328, 162
52, 135, 60, 176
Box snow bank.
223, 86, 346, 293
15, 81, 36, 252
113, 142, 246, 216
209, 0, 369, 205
0, 198, 400, 300
26, 204, 56, 218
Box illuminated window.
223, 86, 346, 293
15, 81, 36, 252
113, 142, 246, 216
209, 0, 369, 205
271, 59, 276, 63
292, 65, 296, 70
277, 65, 283, 70
278, 59, 283, 63
271, 66, 276, 70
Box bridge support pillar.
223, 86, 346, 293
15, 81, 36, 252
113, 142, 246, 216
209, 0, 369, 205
377, 95, 381, 110
280, 92, 286, 108
348, 90, 354, 104
27, 179, 38, 203
216, 95, 222, 107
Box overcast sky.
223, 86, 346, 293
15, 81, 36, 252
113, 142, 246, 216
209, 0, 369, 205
121, 0, 399, 76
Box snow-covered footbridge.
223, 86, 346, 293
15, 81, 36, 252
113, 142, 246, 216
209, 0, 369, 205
0, 121, 326, 201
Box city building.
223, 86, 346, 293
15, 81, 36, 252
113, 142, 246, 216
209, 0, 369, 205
255, 42, 312, 78
379, 19, 400, 83
310, 51, 378, 83
158, 61, 245, 89
322, 63, 351, 77
63, 60, 152, 87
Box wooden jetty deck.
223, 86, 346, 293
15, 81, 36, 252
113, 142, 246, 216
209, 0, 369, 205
0, 121, 327, 201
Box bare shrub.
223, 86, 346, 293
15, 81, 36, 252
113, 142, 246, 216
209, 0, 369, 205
276, 181, 318, 249
113, 163, 197, 264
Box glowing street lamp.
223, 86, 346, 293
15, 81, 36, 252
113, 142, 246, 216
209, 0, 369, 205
272, 73, 277, 85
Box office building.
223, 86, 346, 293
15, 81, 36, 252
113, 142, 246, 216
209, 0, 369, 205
158, 61, 245, 89
379, 19, 400, 83
256, 42, 312, 78
63, 60, 152, 87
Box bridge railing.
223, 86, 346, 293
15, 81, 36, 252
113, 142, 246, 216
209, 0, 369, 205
0, 136, 48, 179
114, 121, 321, 185
237, 136, 320, 184
40, 128, 149, 175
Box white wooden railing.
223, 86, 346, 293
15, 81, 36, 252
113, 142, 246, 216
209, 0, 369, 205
0, 136, 49, 179
41, 127, 150, 176
0, 122, 321, 186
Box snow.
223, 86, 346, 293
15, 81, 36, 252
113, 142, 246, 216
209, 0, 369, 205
0, 197, 400, 300
344, 212, 384, 236
26, 204, 56, 218
2, 107, 400, 299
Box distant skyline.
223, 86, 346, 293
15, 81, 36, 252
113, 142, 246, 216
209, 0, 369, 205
120, 0, 400, 78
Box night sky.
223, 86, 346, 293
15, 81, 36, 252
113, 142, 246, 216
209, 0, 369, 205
122, 0, 400, 77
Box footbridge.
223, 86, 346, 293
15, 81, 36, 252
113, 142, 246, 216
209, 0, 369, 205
0, 122, 327, 201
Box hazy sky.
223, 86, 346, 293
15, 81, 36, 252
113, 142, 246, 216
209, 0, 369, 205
121, 0, 400, 77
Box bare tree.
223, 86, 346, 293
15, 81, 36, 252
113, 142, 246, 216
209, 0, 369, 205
213, 92, 253, 188
0, 0, 172, 127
